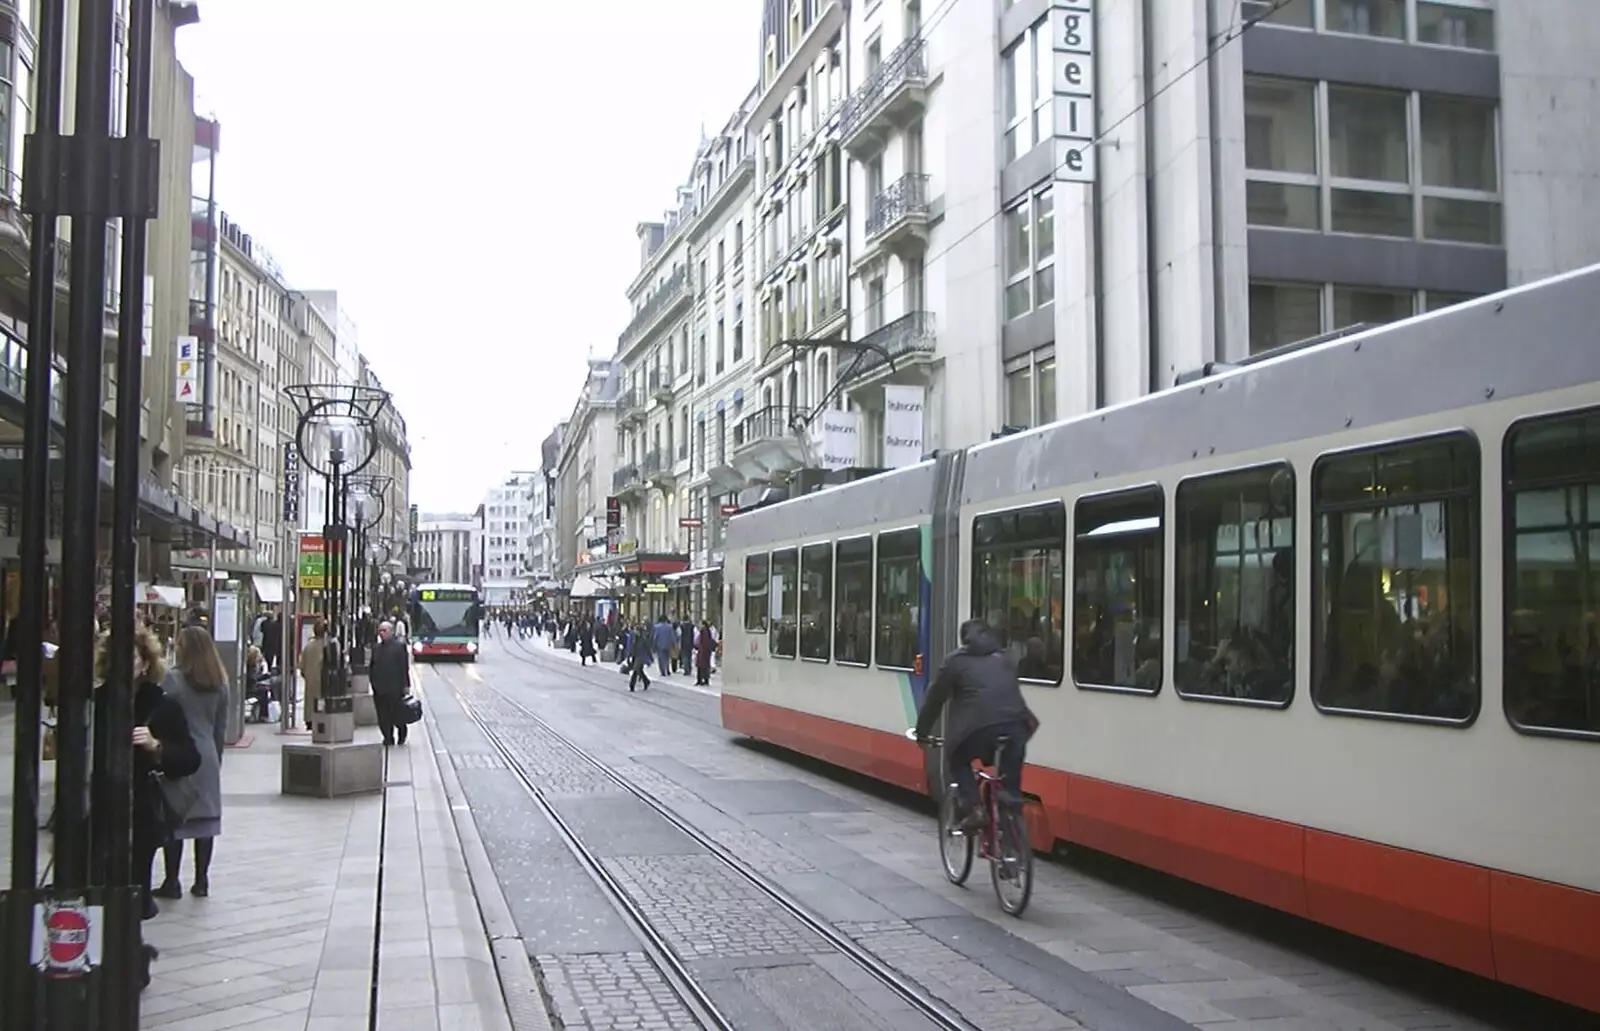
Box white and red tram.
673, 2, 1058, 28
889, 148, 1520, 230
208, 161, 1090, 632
719, 267, 1600, 1013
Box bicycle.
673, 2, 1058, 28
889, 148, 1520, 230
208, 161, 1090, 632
906, 729, 1034, 916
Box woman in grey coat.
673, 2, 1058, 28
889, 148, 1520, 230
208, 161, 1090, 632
154, 625, 230, 899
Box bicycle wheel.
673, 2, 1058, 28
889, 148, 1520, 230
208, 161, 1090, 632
990, 806, 1033, 916
938, 788, 974, 885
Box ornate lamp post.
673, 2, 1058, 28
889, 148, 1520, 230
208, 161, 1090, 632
285, 384, 388, 741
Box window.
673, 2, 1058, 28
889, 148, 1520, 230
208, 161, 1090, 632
1004, 187, 1053, 320
1333, 286, 1412, 329
1417, 2, 1493, 50
1326, 0, 1403, 38
1074, 488, 1164, 691
1503, 409, 1600, 737
971, 503, 1065, 684
1004, 348, 1055, 429
1244, 77, 1319, 230
799, 542, 833, 660
1249, 281, 1322, 353
770, 548, 798, 657
1420, 95, 1500, 244
1313, 435, 1479, 721
875, 528, 921, 670
1174, 464, 1296, 704
1424, 290, 1478, 312
834, 536, 873, 665
744, 554, 769, 632
1001, 20, 1052, 163
1244, 0, 1312, 24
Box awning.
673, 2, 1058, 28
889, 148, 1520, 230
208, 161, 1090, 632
252, 574, 284, 605
137, 584, 187, 608
569, 575, 611, 599
663, 565, 720, 583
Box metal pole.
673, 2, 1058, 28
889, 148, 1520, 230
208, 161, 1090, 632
4, 0, 67, 1020
99, 0, 157, 1019
281, 526, 294, 733
44, 0, 117, 1022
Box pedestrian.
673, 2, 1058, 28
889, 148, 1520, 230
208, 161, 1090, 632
156, 625, 230, 901
628, 623, 653, 692
299, 618, 328, 730
652, 615, 675, 677
369, 619, 412, 746
695, 620, 716, 686
579, 619, 596, 666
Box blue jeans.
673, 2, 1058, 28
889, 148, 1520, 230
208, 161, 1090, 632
947, 722, 1027, 811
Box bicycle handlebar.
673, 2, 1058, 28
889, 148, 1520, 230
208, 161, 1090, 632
905, 728, 943, 747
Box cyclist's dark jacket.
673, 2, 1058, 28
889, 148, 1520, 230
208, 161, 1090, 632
913, 624, 1036, 748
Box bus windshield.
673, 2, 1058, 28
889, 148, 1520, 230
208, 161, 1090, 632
414, 597, 479, 639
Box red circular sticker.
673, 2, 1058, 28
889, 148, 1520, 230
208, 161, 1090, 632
45, 906, 88, 968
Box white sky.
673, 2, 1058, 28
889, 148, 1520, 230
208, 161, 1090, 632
176, 1, 759, 512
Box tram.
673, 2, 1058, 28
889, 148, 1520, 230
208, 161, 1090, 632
719, 265, 1600, 1013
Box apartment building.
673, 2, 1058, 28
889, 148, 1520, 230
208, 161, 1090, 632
554, 358, 621, 597
415, 514, 476, 585
477, 470, 540, 605
533, 425, 564, 586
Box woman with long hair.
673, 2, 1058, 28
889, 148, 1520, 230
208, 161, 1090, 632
155, 625, 229, 899
93, 627, 200, 985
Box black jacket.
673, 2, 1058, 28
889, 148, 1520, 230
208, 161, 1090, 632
913, 625, 1036, 749
91, 678, 201, 860
368, 638, 411, 697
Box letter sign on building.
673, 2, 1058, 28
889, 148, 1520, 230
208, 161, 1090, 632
1051, 0, 1096, 184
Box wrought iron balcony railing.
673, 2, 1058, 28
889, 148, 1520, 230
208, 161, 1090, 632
865, 174, 930, 239
619, 266, 690, 347
840, 38, 928, 140
848, 311, 937, 378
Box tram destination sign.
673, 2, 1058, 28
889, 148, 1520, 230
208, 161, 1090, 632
418, 588, 474, 601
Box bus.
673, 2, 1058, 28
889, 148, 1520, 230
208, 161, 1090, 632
407, 583, 482, 661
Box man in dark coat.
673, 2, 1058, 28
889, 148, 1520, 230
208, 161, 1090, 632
368, 619, 412, 746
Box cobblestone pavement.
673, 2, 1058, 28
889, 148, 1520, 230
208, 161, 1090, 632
534, 952, 701, 1030
424, 645, 1561, 1031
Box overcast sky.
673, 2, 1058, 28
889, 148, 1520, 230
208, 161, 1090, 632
176, 1, 758, 512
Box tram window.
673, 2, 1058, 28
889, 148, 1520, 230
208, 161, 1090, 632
971, 503, 1066, 684
834, 537, 874, 665
743, 554, 769, 633
1175, 464, 1296, 705
1313, 434, 1479, 722
1073, 488, 1163, 692
875, 528, 922, 670
1504, 408, 1600, 737
799, 542, 833, 661
770, 548, 799, 658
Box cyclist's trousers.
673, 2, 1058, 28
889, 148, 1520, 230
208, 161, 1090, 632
947, 721, 1028, 810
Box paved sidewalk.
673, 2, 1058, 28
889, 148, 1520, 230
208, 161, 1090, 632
0, 707, 519, 1030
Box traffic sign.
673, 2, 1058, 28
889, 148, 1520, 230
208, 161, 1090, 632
31, 898, 102, 977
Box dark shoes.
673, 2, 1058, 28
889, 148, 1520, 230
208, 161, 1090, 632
153, 880, 182, 901
191, 878, 209, 899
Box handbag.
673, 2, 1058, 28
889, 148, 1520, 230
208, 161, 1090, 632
399, 694, 423, 726
152, 770, 199, 833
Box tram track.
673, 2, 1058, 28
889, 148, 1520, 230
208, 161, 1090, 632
435, 660, 983, 1031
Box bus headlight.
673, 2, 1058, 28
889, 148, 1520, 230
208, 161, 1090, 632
467, 642, 478, 655
411, 641, 422, 653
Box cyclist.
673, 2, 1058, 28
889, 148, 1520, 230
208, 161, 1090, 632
913, 618, 1038, 831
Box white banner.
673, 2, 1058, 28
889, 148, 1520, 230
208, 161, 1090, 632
174, 335, 200, 405
882, 385, 925, 468
811, 409, 859, 470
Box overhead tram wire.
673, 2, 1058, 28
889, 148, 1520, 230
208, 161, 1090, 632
663, 0, 1294, 329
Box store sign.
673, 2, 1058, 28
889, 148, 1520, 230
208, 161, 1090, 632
1051, 0, 1097, 183
174, 336, 200, 404
282, 441, 301, 523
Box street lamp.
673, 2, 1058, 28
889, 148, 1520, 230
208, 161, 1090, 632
285, 383, 388, 742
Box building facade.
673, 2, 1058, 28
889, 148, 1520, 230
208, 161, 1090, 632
554, 358, 621, 597
414, 514, 477, 585
477, 470, 540, 605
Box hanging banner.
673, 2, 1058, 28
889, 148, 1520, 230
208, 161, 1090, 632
811, 409, 859, 470
882, 385, 925, 469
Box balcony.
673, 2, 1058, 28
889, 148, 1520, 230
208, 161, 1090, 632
617, 387, 646, 427
840, 311, 938, 392
613, 463, 645, 499
648, 369, 673, 404
641, 447, 675, 485
840, 39, 929, 159
618, 266, 691, 352
864, 174, 931, 257
728, 404, 807, 483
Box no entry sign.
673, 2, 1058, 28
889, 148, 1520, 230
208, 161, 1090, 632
30, 899, 103, 977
